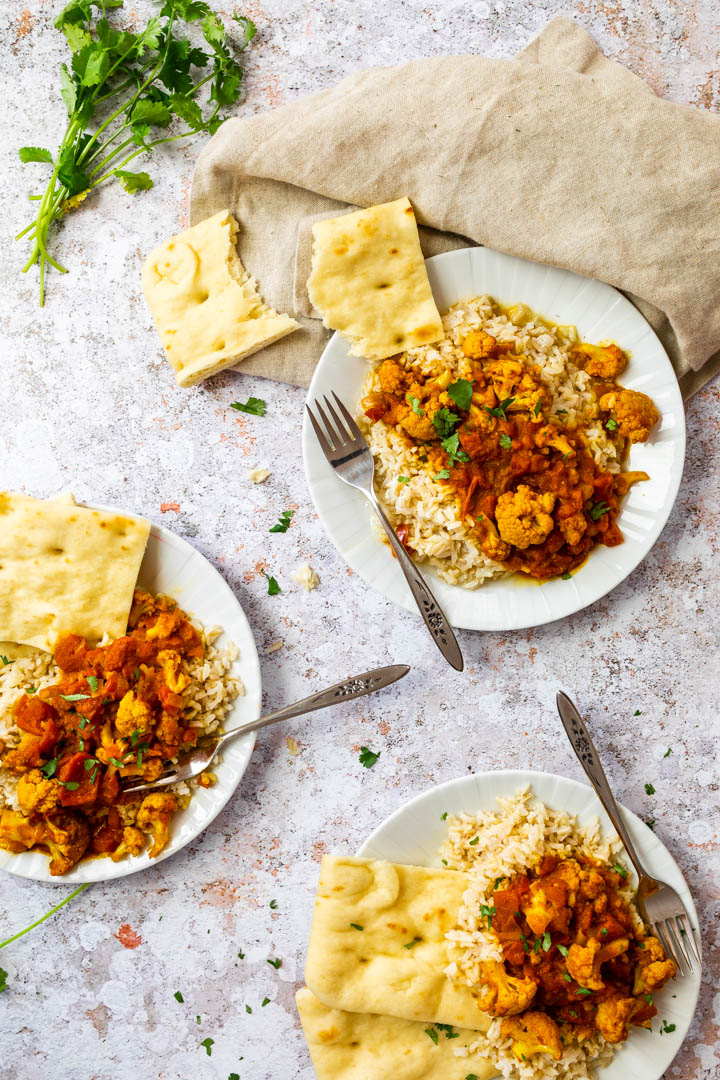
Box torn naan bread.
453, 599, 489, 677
307, 197, 443, 360
305, 856, 491, 1030
0, 492, 150, 652
296, 987, 494, 1080
142, 210, 299, 387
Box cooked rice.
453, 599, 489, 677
0, 608, 244, 815
360, 295, 622, 588
440, 788, 639, 1080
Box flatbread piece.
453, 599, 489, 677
296, 987, 494, 1080
305, 856, 491, 1030
0, 493, 150, 652
307, 197, 444, 360
142, 210, 299, 388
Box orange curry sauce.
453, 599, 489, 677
0, 591, 205, 875
362, 330, 659, 580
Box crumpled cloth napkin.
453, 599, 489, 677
190, 16, 720, 397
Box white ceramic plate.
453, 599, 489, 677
302, 247, 686, 630
357, 769, 701, 1080
0, 513, 261, 883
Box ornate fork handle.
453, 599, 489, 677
368, 491, 464, 672
215, 664, 410, 745
556, 691, 652, 882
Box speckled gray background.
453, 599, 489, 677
0, 2, 718, 1078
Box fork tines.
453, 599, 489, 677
651, 912, 701, 976
306, 393, 367, 457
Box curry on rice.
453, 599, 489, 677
0, 590, 240, 875
360, 296, 660, 584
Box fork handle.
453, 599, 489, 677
368, 490, 464, 672
556, 691, 650, 881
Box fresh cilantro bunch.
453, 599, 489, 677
17, 0, 256, 304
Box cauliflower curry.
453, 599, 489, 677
0, 591, 207, 875
478, 855, 675, 1061
362, 330, 659, 580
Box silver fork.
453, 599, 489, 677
557, 691, 701, 976
306, 392, 463, 671
121, 663, 409, 794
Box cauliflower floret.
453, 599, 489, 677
501, 1011, 563, 1061
496, 485, 556, 549
397, 404, 437, 441
110, 826, 146, 863
463, 330, 501, 360
157, 650, 190, 694
633, 936, 676, 994
595, 995, 638, 1044
559, 511, 587, 547
485, 358, 550, 414
534, 424, 575, 458
567, 936, 630, 991
0, 808, 46, 852
477, 960, 537, 1017
137, 791, 178, 858
598, 389, 659, 444
3, 733, 45, 773
378, 357, 407, 395
573, 342, 627, 378
115, 690, 154, 739
16, 769, 61, 815
43, 811, 91, 876
145, 611, 181, 641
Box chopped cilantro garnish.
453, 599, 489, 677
409, 395, 424, 416
263, 573, 281, 596
269, 509, 294, 533
59, 693, 90, 701
557, 944, 569, 958
109, 757, 126, 768
0, 967, 6, 992
434, 468, 451, 480
269, 899, 278, 910
237, 950, 245, 959
606, 417, 619, 431
520, 935, 531, 954
261, 997, 270, 1007
0, 656, 13, 666
267, 958, 281, 969
483, 396, 515, 420
476, 513, 484, 522
645, 993, 653, 1004
563, 972, 572, 982
534, 398, 543, 416
231, 397, 266, 416
350, 923, 363, 931
611, 864, 628, 878
41, 757, 58, 778
493, 877, 505, 891
441, 811, 448, 821
398, 476, 410, 484
447, 379, 473, 411
541, 931, 552, 952
576, 988, 593, 995
589, 502, 610, 521
200, 1037, 214, 1056
480, 904, 496, 929
644, 782, 656, 795
425, 1027, 439, 1045
78, 717, 88, 730
664, 747, 672, 757
556, 409, 568, 415
245, 1004, 252, 1014
569, 1009, 578, 1018
634, 709, 642, 716
84, 759, 97, 771
60, 781, 79, 791
466, 1075, 481, 1080
403, 937, 421, 949
86, 675, 99, 692
359, 746, 380, 768
174, 990, 184, 1003
499, 433, 512, 450
562, 572, 572, 580
468, 836, 479, 846
133, 668, 140, 681
533, 936, 542, 954
660, 1020, 676, 1034
600, 927, 609, 936
441, 431, 471, 466
432, 407, 460, 439
25, 687, 37, 694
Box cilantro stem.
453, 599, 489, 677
0, 883, 91, 950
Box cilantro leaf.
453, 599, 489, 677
86, 675, 99, 692
483, 396, 515, 420
447, 378, 473, 411
350, 923, 363, 931
499, 433, 512, 450
269, 510, 294, 533
644, 782, 656, 795
19, 147, 54, 165
441, 431, 470, 466
431, 408, 460, 439
114, 169, 154, 193
231, 397, 266, 416
0, 656, 14, 666
130, 98, 172, 128
41, 757, 58, 778
200, 1037, 214, 1055
60, 693, 90, 702
359, 746, 380, 769
263, 573, 280, 596
0, 967, 6, 993
434, 468, 450, 480
267, 957, 281, 969
589, 501, 610, 521
174, 990, 184, 1002
425, 1028, 439, 1044
409, 395, 424, 416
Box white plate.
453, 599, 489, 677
0, 513, 261, 883
357, 769, 701, 1080
302, 247, 686, 630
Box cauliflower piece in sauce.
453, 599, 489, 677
495, 485, 556, 550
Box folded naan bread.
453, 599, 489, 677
142, 210, 299, 387
0, 492, 150, 652
296, 987, 495, 1080
305, 856, 491, 1030
307, 197, 444, 360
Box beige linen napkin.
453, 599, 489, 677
190, 16, 720, 397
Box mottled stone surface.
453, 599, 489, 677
0, 1, 718, 1078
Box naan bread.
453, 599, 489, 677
0, 493, 150, 652
307, 197, 443, 360
142, 210, 299, 387
296, 988, 495, 1080
305, 856, 491, 1030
